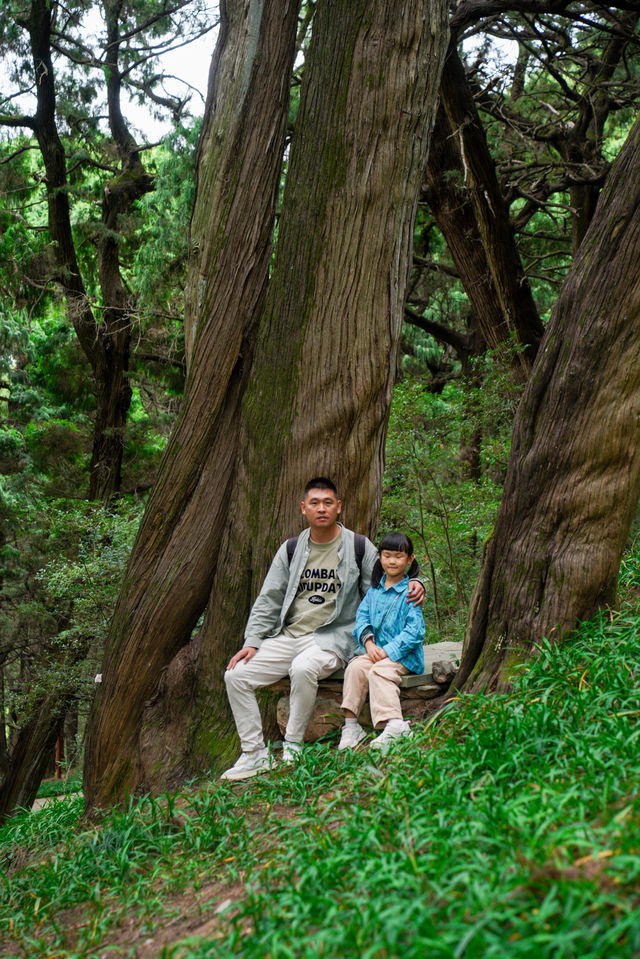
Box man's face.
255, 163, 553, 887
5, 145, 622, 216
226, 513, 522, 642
300, 488, 342, 530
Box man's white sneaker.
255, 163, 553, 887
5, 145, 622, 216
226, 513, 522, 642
370, 719, 411, 755
338, 723, 367, 751
282, 741, 303, 763
220, 748, 270, 781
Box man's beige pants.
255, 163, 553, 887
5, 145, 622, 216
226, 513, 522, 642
341, 656, 410, 729
224, 633, 342, 752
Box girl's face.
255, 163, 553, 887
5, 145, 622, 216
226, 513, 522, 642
380, 549, 413, 582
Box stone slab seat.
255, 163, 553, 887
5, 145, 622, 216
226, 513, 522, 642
269, 641, 463, 741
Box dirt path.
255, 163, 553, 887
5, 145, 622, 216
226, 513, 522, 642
31, 790, 82, 812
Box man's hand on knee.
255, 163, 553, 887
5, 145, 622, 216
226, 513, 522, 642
227, 646, 258, 670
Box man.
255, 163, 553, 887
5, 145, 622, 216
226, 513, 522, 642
222, 477, 424, 780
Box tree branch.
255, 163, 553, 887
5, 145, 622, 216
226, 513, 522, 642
0, 114, 36, 130
405, 307, 475, 361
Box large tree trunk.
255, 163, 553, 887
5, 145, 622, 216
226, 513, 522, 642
458, 113, 640, 693
84, 0, 302, 807
84, 0, 449, 808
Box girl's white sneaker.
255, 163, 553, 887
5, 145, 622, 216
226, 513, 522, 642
338, 723, 367, 750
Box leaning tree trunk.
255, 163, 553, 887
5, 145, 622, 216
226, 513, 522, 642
422, 102, 538, 376
438, 46, 544, 369
83, 0, 302, 807
85, 0, 449, 807
0, 696, 64, 824
457, 113, 640, 693
0, 623, 88, 824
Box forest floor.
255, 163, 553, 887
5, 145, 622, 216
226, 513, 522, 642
3, 587, 640, 958
31, 790, 82, 813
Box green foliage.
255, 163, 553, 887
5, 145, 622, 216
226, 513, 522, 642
134, 121, 201, 324
213, 604, 640, 959
3, 584, 640, 956
0, 311, 93, 495
0, 426, 24, 465
35, 774, 82, 800
0, 308, 144, 756
381, 363, 520, 642
401, 321, 450, 379
0, 137, 51, 318
0, 488, 143, 735
34, 498, 144, 651
0, 8, 208, 500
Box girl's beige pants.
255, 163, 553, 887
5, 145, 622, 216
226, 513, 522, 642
341, 655, 409, 729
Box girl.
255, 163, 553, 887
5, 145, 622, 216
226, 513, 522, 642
339, 531, 425, 753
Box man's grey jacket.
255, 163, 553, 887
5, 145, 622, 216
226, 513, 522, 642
243, 525, 378, 664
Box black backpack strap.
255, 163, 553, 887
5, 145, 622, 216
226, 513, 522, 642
286, 536, 298, 564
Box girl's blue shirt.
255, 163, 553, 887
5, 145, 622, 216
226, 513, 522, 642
353, 574, 425, 674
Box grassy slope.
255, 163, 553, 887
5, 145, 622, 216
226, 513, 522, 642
2, 588, 640, 958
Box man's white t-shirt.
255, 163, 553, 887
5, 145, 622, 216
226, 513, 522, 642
283, 531, 342, 638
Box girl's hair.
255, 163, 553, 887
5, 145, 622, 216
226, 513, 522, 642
379, 531, 413, 554
371, 531, 419, 587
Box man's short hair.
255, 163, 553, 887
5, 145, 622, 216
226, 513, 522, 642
303, 477, 338, 498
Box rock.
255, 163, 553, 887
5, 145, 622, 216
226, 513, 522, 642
276, 695, 372, 740
431, 659, 458, 685
403, 683, 442, 700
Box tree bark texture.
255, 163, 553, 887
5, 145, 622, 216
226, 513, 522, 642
458, 115, 640, 693
0, 701, 63, 824
84, 0, 301, 807
183, 0, 289, 368
84, 0, 449, 806
438, 46, 544, 370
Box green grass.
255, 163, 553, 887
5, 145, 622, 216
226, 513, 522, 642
2, 601, 640, 957
36, 773, 83, 799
